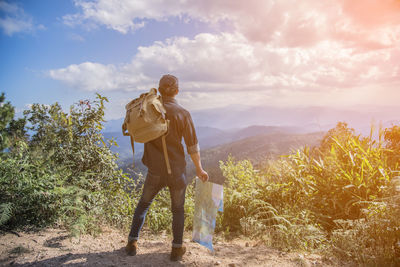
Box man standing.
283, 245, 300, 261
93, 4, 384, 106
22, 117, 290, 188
126, 74, 209, 261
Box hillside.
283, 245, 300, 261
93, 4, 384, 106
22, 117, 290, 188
197, 125, 305, 149
190, 131, 324, 184
115, 125, 323, 180
108, 124, 307, 160
105, 125, 300, 162
203, 131, 324, 164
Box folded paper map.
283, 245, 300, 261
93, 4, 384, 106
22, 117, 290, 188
192, 178, 223, 251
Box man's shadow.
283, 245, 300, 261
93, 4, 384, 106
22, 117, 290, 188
11, 247, 186, 266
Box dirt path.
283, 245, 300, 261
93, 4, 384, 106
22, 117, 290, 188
0, 228, 340, 266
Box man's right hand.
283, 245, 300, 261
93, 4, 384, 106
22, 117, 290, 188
190, 151, 209, 182
197, 169, 209, 182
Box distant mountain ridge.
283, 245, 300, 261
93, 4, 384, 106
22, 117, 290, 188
103, 104, 400, 183
105, 104, 400, 135
190, 131, 324, 184
202, 131, 324, 164
111, 124, 324, 185
103, 124, 307, 161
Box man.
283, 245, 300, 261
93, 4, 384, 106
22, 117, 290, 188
126, 74, 209, 261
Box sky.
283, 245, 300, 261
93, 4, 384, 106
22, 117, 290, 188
1, 0, 400, 121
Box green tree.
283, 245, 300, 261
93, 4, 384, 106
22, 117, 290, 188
0, 92, 26, 153
0, 94, 132, 235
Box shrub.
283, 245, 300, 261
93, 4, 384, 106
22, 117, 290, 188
218, 122, 400, 261
219, 156, 326, 250
0, 95, 128, 235
331, 191, 400, 265
0, 92, 26, 152
219, 156, 262, 233
266, 123, 393, 229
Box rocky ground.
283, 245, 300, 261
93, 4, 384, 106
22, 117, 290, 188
0, 227, 344, 266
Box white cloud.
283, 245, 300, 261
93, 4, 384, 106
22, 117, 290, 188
48, 62, 150, 91
49, 33, 277, 92
0, 1, 44, 36
48, 31, 400, 106
60, 0, 400, 88
0, 16, 32, 36
64, 0, 400, 49
53, 0, 400, 112
67, 32, 85, 42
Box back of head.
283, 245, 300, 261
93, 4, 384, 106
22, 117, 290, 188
158, 74, 179, 97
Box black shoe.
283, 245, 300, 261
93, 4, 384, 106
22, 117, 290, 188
170, 246, 186, 261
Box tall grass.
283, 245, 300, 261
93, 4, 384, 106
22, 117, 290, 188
219, 122, 400, 264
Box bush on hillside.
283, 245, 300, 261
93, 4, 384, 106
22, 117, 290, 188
0, 94, 132, 235
219, 122, 400, 263
220, 156, 326, 250
0, 92, 26, 152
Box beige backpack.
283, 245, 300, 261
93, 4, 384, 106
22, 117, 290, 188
122, 88, 171, 174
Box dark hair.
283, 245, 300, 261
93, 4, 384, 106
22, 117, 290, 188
158, 74, 179, 96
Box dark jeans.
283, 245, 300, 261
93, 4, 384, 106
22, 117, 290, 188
128, 171, 187, 246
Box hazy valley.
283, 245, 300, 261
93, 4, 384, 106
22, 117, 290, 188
105, 123, 324, 185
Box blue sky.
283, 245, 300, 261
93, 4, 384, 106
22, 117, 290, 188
0, 0, 216, 118
1, 0, 400, 121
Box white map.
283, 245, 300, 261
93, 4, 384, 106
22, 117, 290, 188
192, 178, 223, 251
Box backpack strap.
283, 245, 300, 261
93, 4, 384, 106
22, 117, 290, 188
130, 135, 135, 168
162, 134, 171, 175
122, 116, 135, 168
159, 95, 171, 175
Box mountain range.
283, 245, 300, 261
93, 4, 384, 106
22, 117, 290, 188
104, 104, 400, 184
107, 124, 324, 184
103, 125, 308, 162
106, 104, 400, 135
186, 130, 324, 184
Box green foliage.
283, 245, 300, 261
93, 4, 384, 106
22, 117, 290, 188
0, 202, 13, 225
220, 156, 326, 251
220, 157, 261, 233
0, 144, 63, 226
0, 92, 14, 151
331, 187, 400, 265
219, 122, 400, 264
24, 95, 118, 185
0, 93, 26, 152
0, 94, 128, 236
328, 169, 400, 265
271, 131, 392, 228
